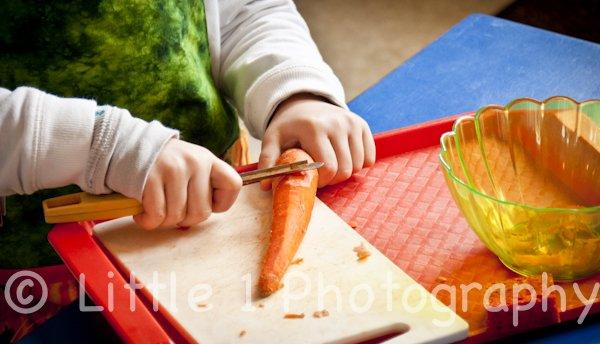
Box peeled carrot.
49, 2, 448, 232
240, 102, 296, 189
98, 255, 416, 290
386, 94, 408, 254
258, 148, 318, 296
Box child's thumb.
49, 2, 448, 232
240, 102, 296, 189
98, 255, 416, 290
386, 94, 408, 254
258, 140, 281, 191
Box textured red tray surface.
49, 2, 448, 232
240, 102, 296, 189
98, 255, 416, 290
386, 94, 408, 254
318, 140, 600, 341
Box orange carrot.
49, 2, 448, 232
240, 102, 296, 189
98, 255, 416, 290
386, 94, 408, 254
258, 148, 318, 296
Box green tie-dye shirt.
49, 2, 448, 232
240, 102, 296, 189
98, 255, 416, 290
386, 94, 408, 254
0, 0, 238, 267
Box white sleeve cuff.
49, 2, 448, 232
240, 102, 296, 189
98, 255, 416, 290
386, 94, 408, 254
87, 106, 179, 200
244, 63, 347, 138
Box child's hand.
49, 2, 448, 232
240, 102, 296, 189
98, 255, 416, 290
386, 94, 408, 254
133, 139, 242, 230
259, 93, 376, 189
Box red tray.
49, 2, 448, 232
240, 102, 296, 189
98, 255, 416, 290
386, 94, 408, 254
48, 116, 600, 343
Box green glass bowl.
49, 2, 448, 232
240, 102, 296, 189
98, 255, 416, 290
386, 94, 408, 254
439, 96, 600, 281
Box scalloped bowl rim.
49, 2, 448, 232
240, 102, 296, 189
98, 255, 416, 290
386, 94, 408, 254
439, 96, 600, 213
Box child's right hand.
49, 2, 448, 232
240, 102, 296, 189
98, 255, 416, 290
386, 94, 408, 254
133, 139, 242, 230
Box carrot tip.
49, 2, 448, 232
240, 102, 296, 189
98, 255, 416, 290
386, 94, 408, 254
258, 273, 283, 296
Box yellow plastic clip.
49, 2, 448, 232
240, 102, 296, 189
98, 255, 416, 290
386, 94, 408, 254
43, 192, 143, 224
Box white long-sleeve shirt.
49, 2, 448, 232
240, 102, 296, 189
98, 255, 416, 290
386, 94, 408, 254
0, 0, 346, 200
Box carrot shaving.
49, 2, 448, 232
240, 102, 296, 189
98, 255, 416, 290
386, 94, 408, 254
353, 243, 371, 261
284, 313, 305, 319
313, 309, 330, 318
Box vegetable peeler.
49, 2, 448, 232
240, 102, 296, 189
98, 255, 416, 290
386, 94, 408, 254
42, 161, 323, 224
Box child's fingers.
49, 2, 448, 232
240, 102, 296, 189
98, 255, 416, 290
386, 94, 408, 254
302, 137, 337, 187
210, 159, 242, 212
330, 134, 353, 185
178, 173, 212, 227
349, 127, 365, 172
134, 177, 166, 230
362, 122, 376, 166
161, 173, 188, 228
258, 134, 281, 191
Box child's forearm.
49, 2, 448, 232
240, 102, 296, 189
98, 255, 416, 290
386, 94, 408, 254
0, 87, 178, 199
0, 87, 95, 195
211, 0, 347, 138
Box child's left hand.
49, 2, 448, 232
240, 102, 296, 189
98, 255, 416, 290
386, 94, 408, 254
259, 93, 376, 189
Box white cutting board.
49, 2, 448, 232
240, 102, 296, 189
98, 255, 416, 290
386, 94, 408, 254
94, 184, 468, 343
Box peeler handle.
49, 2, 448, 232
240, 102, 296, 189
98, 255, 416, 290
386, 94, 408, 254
43, 192, 143, 224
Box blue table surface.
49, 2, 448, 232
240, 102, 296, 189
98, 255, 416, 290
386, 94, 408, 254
349, 14, 600, 133
21, 13, 600, 344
